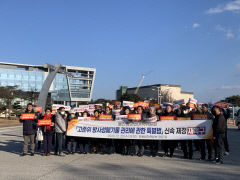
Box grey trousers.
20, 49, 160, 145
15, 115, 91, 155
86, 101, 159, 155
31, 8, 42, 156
23, 134, 35, 154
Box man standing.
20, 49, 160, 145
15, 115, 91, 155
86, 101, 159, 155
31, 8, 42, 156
55, 107, 67, 156
19, 103, 38, 156
199, 104, 214, 160
213, 106, 226, 164
162, 104, 176, 158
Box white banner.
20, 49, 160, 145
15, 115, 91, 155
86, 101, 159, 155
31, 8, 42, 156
52, 104, 71, 111
123, 101, 134, 108
67, 120, 213, 140
174, 99, 185, 105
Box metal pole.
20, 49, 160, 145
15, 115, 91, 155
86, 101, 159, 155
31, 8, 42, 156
37, 63, 61, 114
157, 87, 160, 104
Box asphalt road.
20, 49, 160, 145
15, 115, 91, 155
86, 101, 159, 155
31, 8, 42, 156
0, 125, 239, 180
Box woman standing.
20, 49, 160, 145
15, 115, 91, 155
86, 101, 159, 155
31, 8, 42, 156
41, 108, 55, 156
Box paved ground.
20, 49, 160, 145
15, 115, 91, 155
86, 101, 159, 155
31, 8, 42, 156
0, 126, 239, 180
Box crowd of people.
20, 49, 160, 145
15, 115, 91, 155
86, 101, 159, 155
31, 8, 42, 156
19, 102, 230, 165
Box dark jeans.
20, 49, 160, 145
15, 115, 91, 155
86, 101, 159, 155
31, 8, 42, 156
43, 131, 53, 154
224, 131, 229, 152
55, 133, 64, 154
181, 140, 193, 158
214, 133, 225, 162
199, 139, 212, 159
149, 140, 158, 156
79, 138, 90, 153
163, 140, 176, 156
67, 137, 77, 153
135, 140, 144, 155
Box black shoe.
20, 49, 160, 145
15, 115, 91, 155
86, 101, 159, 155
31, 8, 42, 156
163, 153, 169, 157
65, 151, 71, 155
83, 152, 87, 154
30, 153, 34, 156
169, 154, 173, 158
20, 153, 27, 157
152, 154, 156, 157
216, 161, 223, 165
137, 153, 143, 157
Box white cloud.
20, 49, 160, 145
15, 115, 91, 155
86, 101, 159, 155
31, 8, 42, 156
220, 85, 240, 90
216, 25, 234, 39
206, 0, 240, 14
192, 23, 200, 29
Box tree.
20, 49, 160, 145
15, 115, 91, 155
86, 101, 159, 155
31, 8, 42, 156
120, 93, 144, 102
224, 95, 240, 106
0, 86, 23, 119
23, 89, 39, 104
160, 90, 174, 103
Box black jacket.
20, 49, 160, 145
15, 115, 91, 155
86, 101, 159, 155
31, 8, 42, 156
163, 111, 176, 118
213, 114, 226, 136
20, 110, 38, 135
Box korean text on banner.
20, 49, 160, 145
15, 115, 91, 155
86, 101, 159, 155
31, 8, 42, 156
66, 120, 213, 140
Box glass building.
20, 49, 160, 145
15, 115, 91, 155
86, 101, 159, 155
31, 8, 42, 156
0, 62, 96, 105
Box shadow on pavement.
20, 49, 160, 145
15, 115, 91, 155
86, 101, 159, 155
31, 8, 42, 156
59, 162, 240, 180
0, 140, 22, 155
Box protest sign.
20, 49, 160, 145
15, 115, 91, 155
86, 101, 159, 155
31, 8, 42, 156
174, 99, 185, 105
160, 116, 175, 120
33, 106, 42, 113
38, 119, 51, 126
78, 117, 91, 121
20, 113, 36, 120
192, 113, 208, 120
115, 115, 128, 122
128, 114, 141, 121
66, 120, 213, 140
99, 114, 113, 121
123, 101, 134, 108
176, 117, 191, 120
214, 102, 230, 109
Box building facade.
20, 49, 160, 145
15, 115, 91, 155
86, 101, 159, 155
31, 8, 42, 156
0, 62, 96, 106
116, 84, 194, 104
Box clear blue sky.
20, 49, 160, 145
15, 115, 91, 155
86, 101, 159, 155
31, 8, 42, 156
0, 0, 240, 103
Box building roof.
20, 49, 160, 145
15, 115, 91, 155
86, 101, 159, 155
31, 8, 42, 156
0, 61, 96, 71
127, 84, 181, 90
181, 91, 194, 95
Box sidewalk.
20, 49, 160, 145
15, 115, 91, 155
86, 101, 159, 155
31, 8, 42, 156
0, 118, 21, 127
